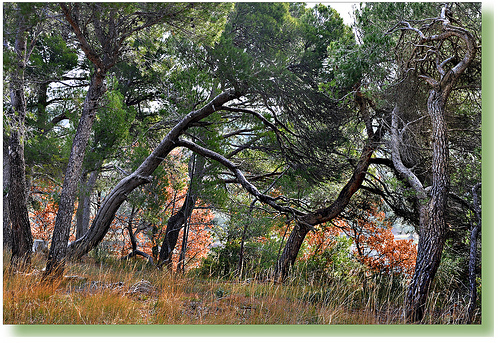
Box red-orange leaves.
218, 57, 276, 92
350, 209, 417, 276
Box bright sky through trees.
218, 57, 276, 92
307, 2, 359, 25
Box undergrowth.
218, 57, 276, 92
3, 251, 480, 325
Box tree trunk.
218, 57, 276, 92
466, 183, 481, 323
45, 72, 106, 279
466, 220, 480, 323
3, 139, 12, 250
158, 154, 205, 269
392, 5, 477, 321
274, 110, 381, 282
404, 89, 450, 323
405, 202, 446, 322
67, 91, 238, 261
274, 223, 309, 282
76, 168, 100, 240
8, 129, 33, 269
157, 196, 195, 269
7, 14, 33, 268
176, 215, 191, 273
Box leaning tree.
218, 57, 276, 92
44, 2, 232, 278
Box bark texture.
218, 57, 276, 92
404, 91, 449, 322
274, 94, 383, 282
67, 91, 240, 260
397, 5, 477, 322
7, 11, 33, 267
45, 73, 106, 278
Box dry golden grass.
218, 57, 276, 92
3, 252, 479, 325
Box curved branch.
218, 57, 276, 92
59, 3, 105, 71
175, 139, 304, 216
390, 105, 427, 200
121, 250, 156, 267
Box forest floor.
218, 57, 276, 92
4, 252, 478, 325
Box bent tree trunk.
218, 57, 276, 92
274, 94, 382, 282
67, 91, 239, 260
274, 140, 377, 282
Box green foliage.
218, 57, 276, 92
197, 219, 283, 280
84, 78, 136, 170
295, 235, 359, 284
28, 34, 79, 81
198, 242, 240, 278
5, 3, 482, 320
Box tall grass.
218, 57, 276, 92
3, 251, 479, 325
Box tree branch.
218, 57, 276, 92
176, 139, 304, 216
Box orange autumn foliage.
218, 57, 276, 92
98, 149, 214, 270
300, 220, 347, 261
299, 208, 417, 276
95, 190, 214, 271
349, 209, 417, 276
28, 148, 213, 271
30, 182, 76, 243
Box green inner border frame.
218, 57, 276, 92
7, 3, 494, 338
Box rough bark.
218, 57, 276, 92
404, 90, 449, 322
45, 2, 125, 279
67, 91, 240, 260
3, 139, 12, 250
466, 182, 481, 323
8, 129, 33, 268
76, 167, 100, 240
45, 72, 107, 279
44, 2, 232, 278
397, 5, 477, 322
7, 11, 33, 268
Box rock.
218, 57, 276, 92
125, 279, 157, 297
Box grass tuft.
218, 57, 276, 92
3, 251, 479, 325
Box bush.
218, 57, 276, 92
197, 242, 240, 278
196, 238, 281, 280
294, 235, 361, 285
